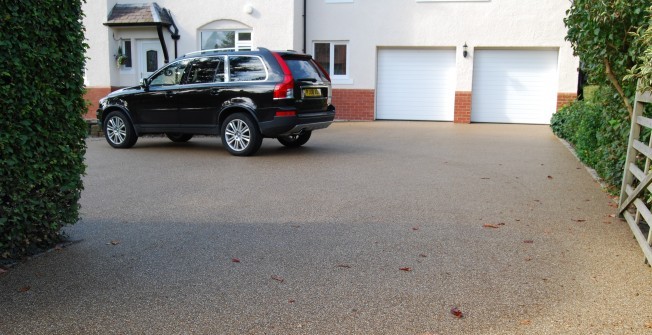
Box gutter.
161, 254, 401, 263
166, 8, 180, 59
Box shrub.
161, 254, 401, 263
551, 87, 631, 192
0, 0, 88, 258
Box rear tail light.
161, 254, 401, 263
275, 111, 296, 117
272, 52, 295, 100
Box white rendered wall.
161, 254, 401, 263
307, 0, 579, 92
83, 0, 302, 88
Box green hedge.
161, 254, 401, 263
0, 0, 87, 258
551, 86, 631, 191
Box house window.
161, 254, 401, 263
200, 30, 253, 51
314, 42, 348, 79
122, 40, 132, 68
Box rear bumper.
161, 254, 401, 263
259, 107, 336, 137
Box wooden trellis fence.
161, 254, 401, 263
619, 88, 652, 263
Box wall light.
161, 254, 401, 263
463, 43, 468, 58
244, 5, 254, 14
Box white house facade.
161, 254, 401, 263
82, 0, 579, 124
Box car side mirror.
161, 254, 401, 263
140, 78, 148, 88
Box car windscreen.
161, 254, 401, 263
284, 58, 329, 82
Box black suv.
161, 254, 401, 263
97, 48, 335, 156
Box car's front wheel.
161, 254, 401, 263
221, 113, 262, 156
166, 133, 193, 143
277, 131, 312, 147
104, 111, 137, 148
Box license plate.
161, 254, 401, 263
303, 88, 321, 97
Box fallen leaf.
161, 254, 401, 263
232, 258, 241, 263
108, 240, 120, 246
571, 219, 587, 222
604, 221, 612, 224
608, 214, 616, 218
419, 254, 428, 258
525, 257, 533, 261
288, 299, 296, 303
412, 226, 420, 231
483, 224, 501, 229
0, 268, 7, 275
450, 307, 463, 318
547, 175, 553, 179
271, 275, 284, 283
336, 264, 351, 268
481, 177, 490, 180
645, 322, 652, 329
524, 240, 534, 244
521, 320, 532, 325
290, 225, 300, 228
54, 244, 63, 251
399, 267, 412, 272
18, 286, 31, 293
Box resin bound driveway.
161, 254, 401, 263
2, 122, 652, 334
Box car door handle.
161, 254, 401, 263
165, 91, 175, 98
210, 88, 220, 95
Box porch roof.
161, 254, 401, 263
104, 3, 172, 27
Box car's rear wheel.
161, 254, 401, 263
104, 111, 137, 148
166, 133, 193, 143
221, 113, 262, 156
277, 131, 312, 147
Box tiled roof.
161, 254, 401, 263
105, 3, 172, 26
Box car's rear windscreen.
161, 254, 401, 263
284, 58, 329, 82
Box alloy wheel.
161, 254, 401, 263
106, 116, 127, 145
224, 119, 251, 152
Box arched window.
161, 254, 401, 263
198, 20, 252, 51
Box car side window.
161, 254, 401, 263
229, 56, 267, 82
186, 57, 225, 84
149, 60, 189, 86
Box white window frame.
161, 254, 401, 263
325, 0, 353, 3
199, 29, 253, 51
313, 41, 352, 85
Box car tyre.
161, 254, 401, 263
104, 111, 137, 148
166, 133, 194, 142
277, 131, 312, 147
221, 113, 262, 156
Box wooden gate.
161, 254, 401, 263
619, 89, 652, 263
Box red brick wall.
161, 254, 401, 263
454, 91, 472, 124
557, 92, 577, 110
332, 89, 375, 121
83, 87, 114, 119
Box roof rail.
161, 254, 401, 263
182, 48, 242, 57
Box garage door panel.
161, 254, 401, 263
377, 49, 456, 121
472, 49, 559, 124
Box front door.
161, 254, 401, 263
138, 40, 164, 80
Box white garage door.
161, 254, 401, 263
377, 49, 456, 121
471, 49, 559, 124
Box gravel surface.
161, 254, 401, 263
1, 122, 651, 334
